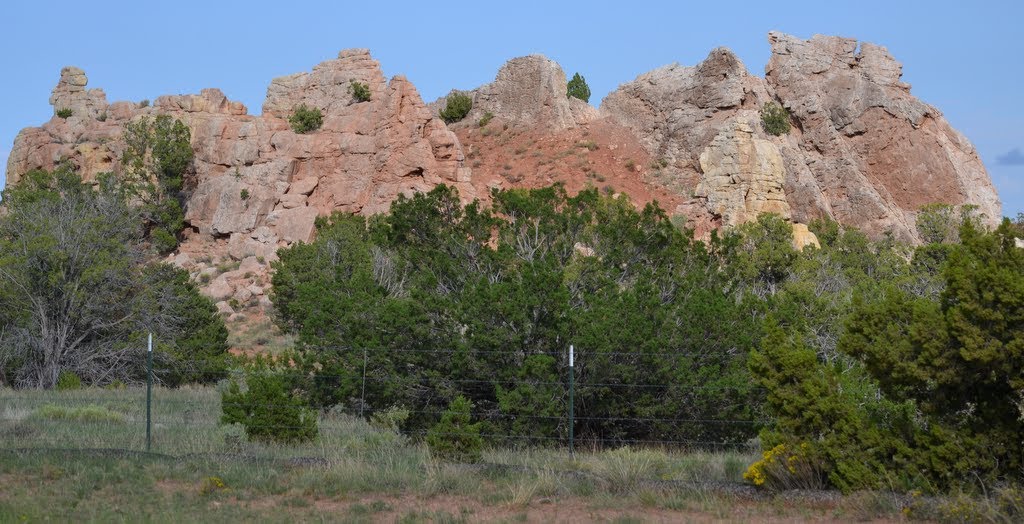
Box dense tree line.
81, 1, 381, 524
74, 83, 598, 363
749, 208, 1023, 493
271, 185, 762, 445
3, 121, 1020, 494
269, 184, 1023, 492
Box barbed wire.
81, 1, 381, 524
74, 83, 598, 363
0, 340, 768, 455
0, 398, 767, 425
142, 369, 764, 392
0, 414, 754, 449
293, 346, 749, 359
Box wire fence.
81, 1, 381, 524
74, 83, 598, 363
0, 340, 766, 460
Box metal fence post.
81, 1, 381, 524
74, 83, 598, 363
146, 332, 153, 452
360, 348, 368, 418
569, 344, 575, 459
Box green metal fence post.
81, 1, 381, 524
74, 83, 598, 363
569, 344, 575, 459
360, 348, 367, 418
146, 332, 153, 452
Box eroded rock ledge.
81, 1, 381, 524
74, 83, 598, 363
5, 33, 1003, 320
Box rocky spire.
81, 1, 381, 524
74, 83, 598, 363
48, 66, 108, 120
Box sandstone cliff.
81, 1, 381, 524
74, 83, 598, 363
5, 33, 1003, 328
6, 50, 475, 324
437, 35, 999, 243
765, 32, 999, 239
599, 35, 1000, 241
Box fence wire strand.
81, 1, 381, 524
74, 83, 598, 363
0, 344, 767, 457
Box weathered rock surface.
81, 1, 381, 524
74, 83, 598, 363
49, 66, 109, 120
4, 33, 1002, 322
791, 223, 821, 250
6, 49, 476, 313
765, 32, 999, 240
600, 48, 782, 236
696, 121, 790, 226
431, 55, 598, 130
599, 34, 999, 241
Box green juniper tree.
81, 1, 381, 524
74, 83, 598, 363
566, 72, 591, 103
121, 114, 193, 253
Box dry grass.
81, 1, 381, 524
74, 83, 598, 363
0, 387, 1017, 522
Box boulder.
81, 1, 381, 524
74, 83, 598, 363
215, 301, 234, 315
288, 176, 319, 195
270, 206, 318, 243
238, 256, 263, 274
792, 223, 821, 250
205, 276, 234, 301
233, 287, 253, 303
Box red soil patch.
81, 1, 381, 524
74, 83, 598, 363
456, 117, 686, 214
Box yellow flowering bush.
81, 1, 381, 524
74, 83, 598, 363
743, 442, 826, 490
199, 476, 228, 496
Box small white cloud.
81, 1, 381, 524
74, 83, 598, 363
996, 148, 1024, 166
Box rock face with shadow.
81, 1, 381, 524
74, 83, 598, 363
598, 34, 998, 242
6, 49, 475, 318
5, 33, 1002, 319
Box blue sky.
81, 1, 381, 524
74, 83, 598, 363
2, 1, 1021, 218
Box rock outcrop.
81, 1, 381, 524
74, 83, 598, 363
431, 55, 598, 130
600, 34, 1000, 241
6, 49, 475, 319
695, 121, 790, 226
765, 32, 999, 240
4, 33, 1003, 325
599, 48, 784, 236
49, 66, 109, 120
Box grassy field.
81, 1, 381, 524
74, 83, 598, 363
0, 387, 987, 522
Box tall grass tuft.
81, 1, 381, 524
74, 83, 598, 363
33, 404, 125, 423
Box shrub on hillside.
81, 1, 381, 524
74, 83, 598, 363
349, 80, 371, 103
439, 92, 472, 124
426, 396, 482, 463
751, 219, 1024, 493
56, 108, 73, 119
122, 114, 193, 253
138, 263, 230, 386
760, 102, 791, 136
566, 72, 591, 103
221, 367, 318, 443
289, 105, 323, 134
478, 111, 494, 127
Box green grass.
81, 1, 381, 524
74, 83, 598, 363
0, 386, 994, 522
33, 403, 126, 423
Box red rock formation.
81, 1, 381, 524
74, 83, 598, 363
596, 35, 1000, 242
4, 34, 1003, 327
765, 32, 999, 240
5, 50, 475, 323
